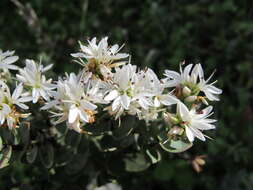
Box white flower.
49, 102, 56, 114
176, 102, 216, 142
42, 72, 105, 133
16, 59, 55, 103
197, 64, 223, 101
104, 64, 153, 117
0, 103, 11, 126
163, 63, 222, 101
0, 81, 30, 129
140, 68, 178, 107
104, 64, 137, 112
4, 83, 30, 110
71, 37, 129, 65
0, 49, 19, 72
104, 65, 179, 119
71, 37, 129, 79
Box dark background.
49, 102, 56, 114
1, 0, 253, 189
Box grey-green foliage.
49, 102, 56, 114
1, 0, 253, 190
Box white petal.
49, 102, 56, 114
192, 121, 215, 130
71, 53, 86, 58
138, 98, 152, 110
120, 94, 130, 109
113, 53, 129, 59
183, 64, 193, 79
3, 104, 11, 113
3, 56, 19, 64
202, 106, 213, 115
12, 83, 23, 100
177, 102, 190, 121
32, 89, 40, 103
164, 70, 181, 80
19, 96, 33, 102
104, 90, 119, 101
197, 64, 204, 79
160, 94, 179, 106
80, 43, 93, 55
112, 97, 121, 111
15, 102, 29, 110
204, 91, 219, 101
205, 85, 222, 94
154, 97, 161, 107
79, 109, 89, 123
68, 106, 79, 123
42, 64, 53, 72
80, 100, 97, 110
68, 120, 82, 133
41, 100, 58, 110
185, 126, 195, 142
188, 126, 206, 141
109, 44, 119, 53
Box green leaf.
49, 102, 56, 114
0, 137, 2, 151
160, 140, 192, 153
26, 145, 38, 164
65, 151, 89, 175
65, 130, 82, 150
18, 124, 30, 146
39, 143, 54, 168
124, 153, 151, 172
0, 146, 12, 169
119, 135, 136, 148
0, 128, 15, 145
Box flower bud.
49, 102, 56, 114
164, 112, 179, 125
168, 126, 184, 136
191, 155, 207, 173
185, 95, 197, 102
182, 86, 191, 96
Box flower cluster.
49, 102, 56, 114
0, 50, 55, 129
41, 72, 106, 133
0, 51, 30, 129
0, 37, 222, 146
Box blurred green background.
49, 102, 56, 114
1, 0, 253, 189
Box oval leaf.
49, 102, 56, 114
124, 153, 151, 172
160, 140, 192, 153
0, 146, 12, 169
26, 145, 38, 164
39, 143, 54, 168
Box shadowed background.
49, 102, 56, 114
1, 0, 253, 189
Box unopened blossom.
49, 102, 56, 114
163, 63, 222, 102
71, 37, 129, 79
16, 59, 55, 103
42, 72, 106, 133
0, 49, 19, 72
192, 155, 207, 173
176, 102, 216, 142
